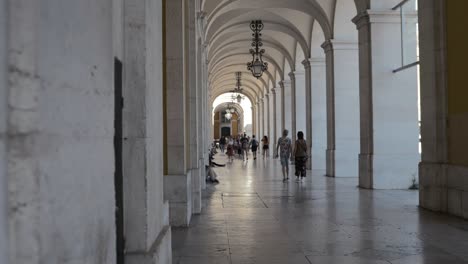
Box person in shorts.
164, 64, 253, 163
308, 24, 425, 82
275, 129, 292, 182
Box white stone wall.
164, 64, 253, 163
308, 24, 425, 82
311, 59, 327, 172
295, 72, 307, 135
0, 0, 9, 262
283, 81, 292, 136
5, 0, 116, 263
122, 0, 171, 262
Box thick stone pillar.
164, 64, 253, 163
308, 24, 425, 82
310, 58, 327, 172
282, 80, 292, 137
256, 100, 261, 137
260, 98, 265, 139
322, 40, 360, 178
187, 0, 201, 215
0, 0, 7, 261
251, 106, 256, 135
303, 60, 313, 169
164, 0, 192, 227
279, 81, 286, 132
353, 10, 419, 189
294, 71, 306, 135
271, 88, 277, 151
265, 94, 270, 152
123, 1, 172, 262
288, 72, 297, 145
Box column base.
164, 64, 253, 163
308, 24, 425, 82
125, 225, 172, 264
419, 162, 468, 219
164, 172, 192, 227
191, 167, 202, 214
359, 153, 373, 189
199, 158, 206, 190
326, 149, 335, 177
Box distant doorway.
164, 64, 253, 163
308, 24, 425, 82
221, 127, 231, 137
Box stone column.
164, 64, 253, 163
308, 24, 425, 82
288, 72, 297, 145
265, 94, 271, 156
188, 0, 201, 215
123, 0, 173, 262
353, 10, 420, 189
303, 60, 313, 169
310, 58, 327, 172
164, 0, 192, 227
260, 98, 265, 139
251, 106, 256, 135
271, 88, 278, 152
282, 80, 292, 137
257, 100, 262, 138
278, 81, 286, 132
0, 0, 7, 261
322, 40, 360, 178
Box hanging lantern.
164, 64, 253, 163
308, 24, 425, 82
236, 94, 242, 103
225, 111, 232, 120
247, 20, 268, 79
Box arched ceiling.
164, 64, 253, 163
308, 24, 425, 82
202, 0, 360, 103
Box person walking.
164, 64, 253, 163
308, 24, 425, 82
219, 136, 226, 153
275, 129, 292, 182
249, 135, 259, 160
261, 135, 269, 158
241, 133, 250, 161
226, 136, 234, 162
293, 131, 308, 182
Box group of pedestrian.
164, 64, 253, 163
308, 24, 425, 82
275, 129, 308, 182
217, 129, 307, 182
219, 134, 257, 162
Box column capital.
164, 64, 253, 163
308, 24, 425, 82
352, 11, 370, 29
197, 11, 207, 20
271, 87, 277, 94
278, 81, 285, 89
288, 71, 295, 81
302, 59, 311, 69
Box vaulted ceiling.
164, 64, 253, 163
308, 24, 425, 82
201, 0, 366, 104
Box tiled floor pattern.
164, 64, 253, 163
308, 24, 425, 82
172, 154, 468, 264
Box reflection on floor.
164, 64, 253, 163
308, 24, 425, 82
172, 154, 468, 264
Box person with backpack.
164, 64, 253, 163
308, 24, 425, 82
293, 131, 308, 182
249, 135, 259, 160
275, 129, 292, 182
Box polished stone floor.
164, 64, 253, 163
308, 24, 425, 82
172, 154, 468, 264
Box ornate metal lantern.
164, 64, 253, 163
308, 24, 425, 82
231, 72, 245, 103
247, 20, 268, 78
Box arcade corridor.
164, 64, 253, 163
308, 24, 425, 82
172, 156, 468, 264
1, 0, 468, 263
